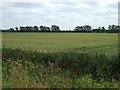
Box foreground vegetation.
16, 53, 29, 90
3, 48, 120, 88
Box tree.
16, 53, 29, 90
74, 26, 82, 31
40, 26, 45, 32
39, 26, 50, 32
97, 27, 102, 32
112, 24, 116, 30
83, 25, 92, 31
20, 26, 26, 32
34, 26, 39, 32
92, 29, 97, 32
74, 25, 91, 32
108, 25, 112, 30
108, 25, 120, 33
9, 28, 14, 32
15, 27, 18, 31
51, 25, 60, 32
101, 27, 105, 33
116, 25, 120, 32
45, 26, 50, 32
26, 26, 34, 32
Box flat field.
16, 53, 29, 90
2, 32, 120, 88
2, 32, 118, 55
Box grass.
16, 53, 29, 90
2, 32, 118, 55
3, 48, 120, 79
2, 32, 119, 88
2, 48, 120, 88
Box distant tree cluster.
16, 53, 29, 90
74, 25, 92, 32
1, 24, 120, 33
92, 25, 120, 33
107, 25, 120, 33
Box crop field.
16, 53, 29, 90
2, 32, 120, 88
2, 32, 118, 55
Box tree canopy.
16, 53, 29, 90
1, 24, 120, 33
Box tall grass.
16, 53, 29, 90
3, 58, 119, 88
3, 48, 120, 80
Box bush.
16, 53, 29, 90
3, 59, 119, 88
72, 75, 118, 88
2, 48, 120, 80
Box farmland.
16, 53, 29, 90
2, 33, 118, 55
2, 32, 120, 88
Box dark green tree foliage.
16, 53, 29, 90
20, 26, 26, 32
25, 26, 34, 32
34, 26, 39, 32
20, 26, 34, 32
108, 24, 120, 33
93, 27, 102, 33
15, 27, 18, 31
51, 25, 60, 32
45, 27, 50, 31
97, 27, 101, 32
92, 29, 97, 32
83, 25, 92, 31
101, 27, 105, 33
40, 26, 50, 32
2, 24, 120, 33
74, 26, 82, 31
74, 25, 91, 32
108, 25, 112, 30
9, 28, 14, 32
39, 26, 44, 31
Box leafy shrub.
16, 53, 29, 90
2, 48, 120, 80
3, 58, 120, 88
72, 75, 118, 88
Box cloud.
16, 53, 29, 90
0, 0, 119, 3
0, 0, 118, 29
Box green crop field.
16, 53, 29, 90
2, 32, 120, 88
2, 32, 118, 55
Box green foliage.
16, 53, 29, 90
72, 75, 118, 88
74, 25, 91, 31
3, 48, 120, 80
3, 58, 119, 88
2, 33, 119, 88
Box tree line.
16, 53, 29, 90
1, 24, 120, 33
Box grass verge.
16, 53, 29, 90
2, 48, 120, 88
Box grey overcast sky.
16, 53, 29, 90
0, 0, 119, 30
